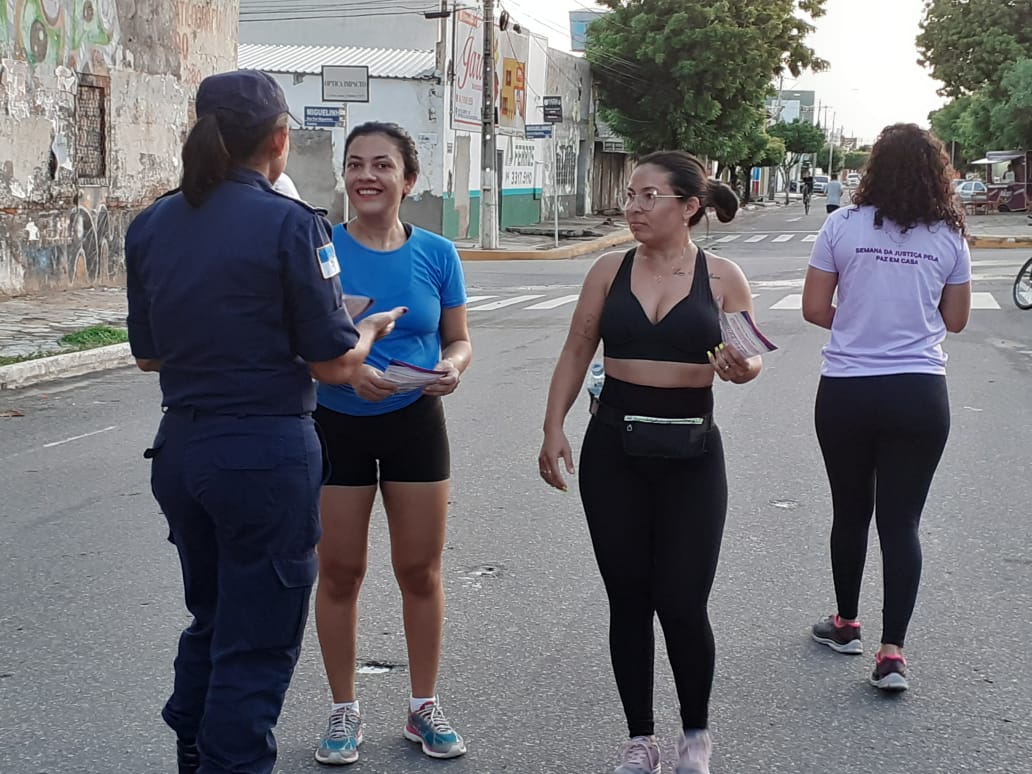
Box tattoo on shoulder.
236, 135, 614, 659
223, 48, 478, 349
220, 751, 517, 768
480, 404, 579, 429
709, 273, 721, 280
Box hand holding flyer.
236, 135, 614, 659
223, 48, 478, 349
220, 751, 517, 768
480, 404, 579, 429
381, 359, 449, 391
719, 310, 778, 358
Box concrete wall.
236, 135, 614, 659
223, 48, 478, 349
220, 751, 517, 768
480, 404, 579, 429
0, 0, 239, 296
540, 49, 593, 220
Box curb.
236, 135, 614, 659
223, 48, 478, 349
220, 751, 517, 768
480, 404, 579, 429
0, 342, 134, 391
968, 235, 1032, 249
457, 229, 634, 261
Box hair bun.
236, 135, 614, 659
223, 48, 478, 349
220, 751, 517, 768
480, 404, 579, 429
707, 180, 739, 223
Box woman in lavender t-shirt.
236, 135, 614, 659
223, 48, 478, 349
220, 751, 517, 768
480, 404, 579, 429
801, 124, 971, 692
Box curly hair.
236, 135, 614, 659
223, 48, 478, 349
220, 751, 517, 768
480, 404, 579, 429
852, 123, 966, 235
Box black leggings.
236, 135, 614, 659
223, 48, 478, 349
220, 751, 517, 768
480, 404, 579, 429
815, 374, 950, 647
579, 378, 727, 736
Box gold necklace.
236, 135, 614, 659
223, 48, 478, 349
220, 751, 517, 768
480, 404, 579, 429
648, 245, 694, 283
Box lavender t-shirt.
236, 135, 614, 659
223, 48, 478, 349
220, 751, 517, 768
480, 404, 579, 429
808, 205, 971, 377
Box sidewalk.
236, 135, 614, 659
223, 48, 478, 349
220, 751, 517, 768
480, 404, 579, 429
964, 211, 1032, 247
2, 210, 1029, 390
455, 213, 632, 260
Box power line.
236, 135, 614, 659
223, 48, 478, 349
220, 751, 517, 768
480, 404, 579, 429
240, 9, 439, 21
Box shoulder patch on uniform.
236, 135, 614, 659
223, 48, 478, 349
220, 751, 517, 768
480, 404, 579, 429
317, 243, 341, 279
276, 192, 328, 217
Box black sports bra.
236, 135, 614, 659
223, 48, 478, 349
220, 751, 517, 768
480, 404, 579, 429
598, 246, 721, 365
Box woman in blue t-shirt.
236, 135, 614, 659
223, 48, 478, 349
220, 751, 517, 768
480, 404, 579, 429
312, 123, 472, 765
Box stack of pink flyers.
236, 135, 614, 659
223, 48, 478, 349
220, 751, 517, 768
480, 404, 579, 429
382, 359, 449, 391
718, 310, 778, 358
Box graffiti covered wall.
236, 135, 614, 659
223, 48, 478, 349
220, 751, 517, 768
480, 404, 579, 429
1, 0, 121, 71
0, 0, 239, 295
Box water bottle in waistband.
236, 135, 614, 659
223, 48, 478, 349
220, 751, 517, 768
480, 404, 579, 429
585, 362, 605, 414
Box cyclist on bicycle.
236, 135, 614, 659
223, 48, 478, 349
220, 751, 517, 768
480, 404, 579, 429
799, 173, 814, 214
801, 173, 814, 202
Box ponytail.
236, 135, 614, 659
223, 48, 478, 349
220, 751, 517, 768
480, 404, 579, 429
180, 112, 288, 208
181, 114, 231, 208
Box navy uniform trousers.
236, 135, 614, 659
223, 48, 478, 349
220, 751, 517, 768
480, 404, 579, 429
149, 411, 324, 774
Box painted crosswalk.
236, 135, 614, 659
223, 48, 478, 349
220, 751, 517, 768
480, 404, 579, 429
524, 294, 580, 310
466, 288, 1013, 314
467, 294, 544, 311
703, 232, 819, 244
464, 257, 1022, 316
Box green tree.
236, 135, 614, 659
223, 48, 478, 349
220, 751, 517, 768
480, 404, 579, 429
919, 0, 1032, 164
585, 0, 827, 158
819, 143, 847, 175
843, 150, 870, 171
768, 119, 825, 203
990, 59, 1032, 150
929, 96, 986, 169
716, 114, 785, 202
917, 0, 1032, 99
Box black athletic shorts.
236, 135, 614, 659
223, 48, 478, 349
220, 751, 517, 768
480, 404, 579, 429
314, 395, 450, 486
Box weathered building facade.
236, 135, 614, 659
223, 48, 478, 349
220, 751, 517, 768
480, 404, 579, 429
0, 0, 239, 296
238, 0, 598, 241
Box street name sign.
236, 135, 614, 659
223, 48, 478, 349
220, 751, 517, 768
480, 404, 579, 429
543, 96, 563, 123
304, 106, 347, 128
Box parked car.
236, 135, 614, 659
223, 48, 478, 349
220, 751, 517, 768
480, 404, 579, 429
812, 175, 830, 194
846, 172, 861, 187
953, 179, 988, 202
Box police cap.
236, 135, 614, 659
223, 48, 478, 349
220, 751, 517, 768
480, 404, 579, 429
196, 69, 299, 127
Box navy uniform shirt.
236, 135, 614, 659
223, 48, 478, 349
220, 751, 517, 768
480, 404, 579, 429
126, 167, 358, 415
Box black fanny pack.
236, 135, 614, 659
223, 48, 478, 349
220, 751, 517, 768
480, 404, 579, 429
593, 401, 712, 460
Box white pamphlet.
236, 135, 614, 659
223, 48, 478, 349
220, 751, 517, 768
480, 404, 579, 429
719, 310, 778, 358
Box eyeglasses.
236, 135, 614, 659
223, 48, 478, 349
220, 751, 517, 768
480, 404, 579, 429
620, 191, 684, 212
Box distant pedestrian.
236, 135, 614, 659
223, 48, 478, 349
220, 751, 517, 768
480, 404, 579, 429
312, 122, 472, 765
126, 70, 404, 774
802, 123, 971, 691
538, 150, 762, 774
825, 171, 844, 214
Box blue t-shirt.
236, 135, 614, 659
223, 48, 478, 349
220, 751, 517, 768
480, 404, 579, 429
317, 224, 467, 416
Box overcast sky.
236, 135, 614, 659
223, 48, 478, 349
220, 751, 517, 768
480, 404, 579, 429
507, 0, 946, 144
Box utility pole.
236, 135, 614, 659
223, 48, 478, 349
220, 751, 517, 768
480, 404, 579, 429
479, 0, 499, 249
827, 110, 836, 175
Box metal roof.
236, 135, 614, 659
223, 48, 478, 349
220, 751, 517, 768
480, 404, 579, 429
238, 43, 436, 80
971, 152, 1023, 165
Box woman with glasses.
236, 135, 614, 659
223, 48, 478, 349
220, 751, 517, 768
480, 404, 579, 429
538, 151, 762, 774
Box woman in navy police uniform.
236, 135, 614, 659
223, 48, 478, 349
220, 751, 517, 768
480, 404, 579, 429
125, 69, 405, 774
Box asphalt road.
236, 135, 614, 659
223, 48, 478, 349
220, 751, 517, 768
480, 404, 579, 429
1, 211, 1030, 773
